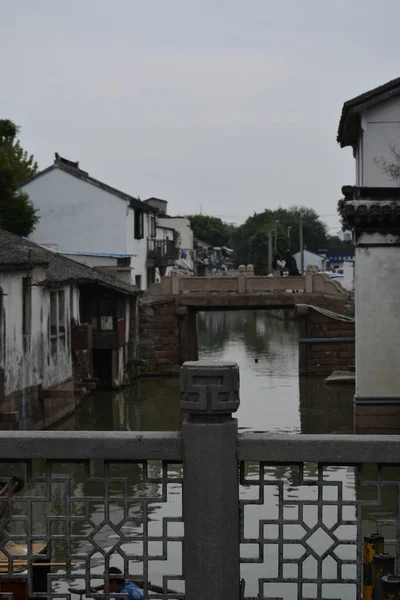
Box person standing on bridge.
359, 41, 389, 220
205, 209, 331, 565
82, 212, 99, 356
285, 250, 300, 276
271, 253, 285, 276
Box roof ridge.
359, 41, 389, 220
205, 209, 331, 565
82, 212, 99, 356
22, 160, 157, 212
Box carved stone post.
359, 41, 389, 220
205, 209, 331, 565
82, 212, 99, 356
180, 361, 240, 600
237, 264, 246, 293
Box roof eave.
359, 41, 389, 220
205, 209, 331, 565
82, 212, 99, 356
337, 110, 361, 148
42, 278, 136, 295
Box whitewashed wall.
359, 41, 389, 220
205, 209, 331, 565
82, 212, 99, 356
355, 237, 400, 399
0, 267, 74, 396
25, 169, 130, 254
23, 168, 155, 289
356, 96, 400, 186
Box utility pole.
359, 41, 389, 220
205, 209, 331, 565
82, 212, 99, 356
287, 226, 291, 247
299, 213, 304, 274
267, 230, 273, 274
274, 220, 280, 253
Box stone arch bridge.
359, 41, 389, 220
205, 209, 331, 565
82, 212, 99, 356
138, 267, 352, 375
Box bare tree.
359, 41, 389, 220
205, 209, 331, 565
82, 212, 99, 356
374, 143, 400, 183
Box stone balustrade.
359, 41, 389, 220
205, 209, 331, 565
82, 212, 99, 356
144, 266, 347, 299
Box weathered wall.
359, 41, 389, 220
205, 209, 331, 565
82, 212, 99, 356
138, 301, 181, 374
0, 268, 82, 429
0, 268, 73, 394
298, 302, 355, 376
355, 241, 400, 400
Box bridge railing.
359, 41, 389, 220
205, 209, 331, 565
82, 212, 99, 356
0, 362, 395, 600
144, 266, 347, 299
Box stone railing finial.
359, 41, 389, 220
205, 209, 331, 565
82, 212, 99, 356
246, 264, 254, 276
180, 361, 240, 416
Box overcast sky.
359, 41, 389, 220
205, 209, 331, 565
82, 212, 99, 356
2, 1, 399, 234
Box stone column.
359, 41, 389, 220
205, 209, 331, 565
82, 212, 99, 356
180, 360, 240, 600
343, 187, 400, 403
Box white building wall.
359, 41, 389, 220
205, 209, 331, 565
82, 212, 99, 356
293, 250, 325, 271
155, 224, 175, 241
355, 237, 400, 399
24, 169, 130, 255
358, 96, 400, 186
0, 267, 73, 396
23, 167, 154, 289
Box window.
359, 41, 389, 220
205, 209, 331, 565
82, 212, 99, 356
22, 277, 32, 336
50, 290, 66, 340
149, 214, 156, 238
135, 275, 142, 290
99, 300, 114, 331
134, 210, 144, 239
117, 256, 131, 267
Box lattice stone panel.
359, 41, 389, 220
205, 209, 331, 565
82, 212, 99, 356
0, 460, 184, 600
239, 461, 400, 600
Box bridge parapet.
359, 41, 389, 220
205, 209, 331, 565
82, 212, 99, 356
144, 269, 348, 299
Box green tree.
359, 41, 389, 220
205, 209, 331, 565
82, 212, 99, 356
188, 214, 236, 248
232, 206, 329, 275
0, 119, 39, 236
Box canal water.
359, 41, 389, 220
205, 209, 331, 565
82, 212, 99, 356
4, 312, 386, 599
59, 310, 354, 435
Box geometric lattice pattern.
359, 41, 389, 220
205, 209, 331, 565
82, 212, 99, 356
239, 462, 400, 600
0, 460, 183, 600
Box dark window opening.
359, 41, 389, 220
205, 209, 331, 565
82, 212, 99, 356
22, 277, 32, 336
117, 256, 131, 267
50, 290, 66, 341
134, 210, 144, 239
150, 215, 156, 238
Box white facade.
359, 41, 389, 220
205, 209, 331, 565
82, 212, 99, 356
355, 232, 400, 399
23, 166, 154, 290
157, 216, 194, 270
0, 267, 76, 398
355, 96, 400, 186
293, 250, 325, 272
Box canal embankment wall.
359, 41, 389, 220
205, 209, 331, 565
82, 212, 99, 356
298, 300, 355, 376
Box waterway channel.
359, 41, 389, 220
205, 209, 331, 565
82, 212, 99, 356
4, 312, 390, 599
59, 310, 354, 435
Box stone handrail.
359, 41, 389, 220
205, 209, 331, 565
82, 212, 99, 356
144, 265, 347, 299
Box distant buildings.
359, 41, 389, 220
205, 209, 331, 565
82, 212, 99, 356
144, 198, 195, 275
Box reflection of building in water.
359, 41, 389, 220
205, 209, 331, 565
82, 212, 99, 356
299, 378, 354, 434
56, 379, 181, 433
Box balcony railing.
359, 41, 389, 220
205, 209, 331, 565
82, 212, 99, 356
147, 238, 176, 266
1, 362, 399, 600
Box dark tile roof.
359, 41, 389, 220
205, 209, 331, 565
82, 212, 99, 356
337, 77, 400, 147
23, 153, 157, 213
0, 229, 49, 269
0, 229, 136, 294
